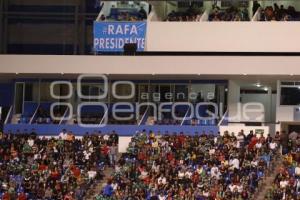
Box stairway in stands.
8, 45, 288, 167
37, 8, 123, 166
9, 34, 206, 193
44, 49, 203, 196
85, 167, 115, 200
255, 155, 283, 200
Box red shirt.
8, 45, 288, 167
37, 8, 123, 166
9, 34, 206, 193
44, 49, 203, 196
18, 193, 27, 200
101, 145, 109, 155
178, 134, 186, 145
138, 152, 146, 161
72, 167, 81, 178
38, 164, 48, 171
51, 170, 60, 179
248, 136, 258, 150
3, 192, 10, 200
167, 153, 174, 161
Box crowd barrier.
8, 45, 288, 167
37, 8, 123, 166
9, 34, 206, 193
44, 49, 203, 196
3, 124, 219, 136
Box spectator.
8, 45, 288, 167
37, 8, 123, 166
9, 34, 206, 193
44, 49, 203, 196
139, 6, 147, 20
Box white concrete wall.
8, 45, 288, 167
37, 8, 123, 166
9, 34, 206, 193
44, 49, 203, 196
119, 136, 132, 153
146, 22, 300, 52
276, 106, 295, 122
2, 55, 300, 75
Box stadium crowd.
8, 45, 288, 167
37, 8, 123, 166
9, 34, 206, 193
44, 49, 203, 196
264, 131, 300, 199
1, 127, 299, 200
209, 6, 249, 21
253, 1, 300, 21
97, 130, 279, 199
166, 11, 203, 22
0, 131, 118, 200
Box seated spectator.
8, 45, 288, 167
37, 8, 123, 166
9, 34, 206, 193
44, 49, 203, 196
96, 131, 277, 199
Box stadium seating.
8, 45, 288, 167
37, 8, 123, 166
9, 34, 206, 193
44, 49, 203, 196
0, 132, 118, 200
96, 131, 278, 199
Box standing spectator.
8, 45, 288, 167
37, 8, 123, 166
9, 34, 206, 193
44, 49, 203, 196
139, 6, 147, 20
108, 143, 118, 166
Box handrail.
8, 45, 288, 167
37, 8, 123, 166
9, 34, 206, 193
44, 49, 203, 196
99, 105, 109, 125
148, 5, 159, 21
200, 10, 209, 21
29, 103, 40, 124
59, 107, 69, 125
251, 7, 261, 22
180, 106, 191, 126
138, 105, 149, 126
95, 2, 105, 21
218, 109, 228, 126
4, 106, 13, 124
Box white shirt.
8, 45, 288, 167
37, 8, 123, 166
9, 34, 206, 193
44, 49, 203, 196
229, 184, 236, 192
237, 135, 244, 142
103, 134, 109, 140
185, 171, 193, 179
157, 176, 167, 185
295, 166, 300, 176
209, 149, 216, 155
230, 158, 240, 169
269, 142, 277, 150
158, 195, 167, 200
84, 151, 91, 160
111, 183, 118, 190
59, 132, 67, 140
255, 142, 262, 149
178, 171, 185, 179
88, 170, 96, 179
237, 185, 243, 193
28, 139, 34, 147
280, 180, 289, 188
211, 166, 220, 178
251, 160, 258, 167
140, 171, 148, 178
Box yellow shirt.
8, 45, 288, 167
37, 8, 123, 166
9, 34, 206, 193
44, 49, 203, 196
152, 141, 158, 148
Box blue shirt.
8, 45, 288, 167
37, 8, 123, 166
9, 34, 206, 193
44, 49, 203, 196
103, 184, 113, 197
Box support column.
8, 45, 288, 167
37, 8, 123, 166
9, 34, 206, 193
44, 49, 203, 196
227, 80, 241, 123
78, 0, 86, 55
73, 3, 79, 55
0, 0, 3, 53
2, 0, 8, 54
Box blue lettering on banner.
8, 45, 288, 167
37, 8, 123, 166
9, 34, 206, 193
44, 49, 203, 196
93, 21, 147, 52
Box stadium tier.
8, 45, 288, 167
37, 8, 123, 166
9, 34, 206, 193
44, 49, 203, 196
1, 0, 300, 199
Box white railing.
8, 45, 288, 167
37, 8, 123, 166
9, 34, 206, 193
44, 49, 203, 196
99, 105, 109, 125
180, 106, 191, 126
200, 10, 209, 21
251, 7, 261, 21
4, 106, 12, 124
59, 107, 69, 125
95, 2, 105, 22
218, 109, 228, 126
138, 106, 149, 126
29, 103, 40, 124
148, 5, 159, 21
